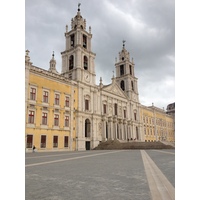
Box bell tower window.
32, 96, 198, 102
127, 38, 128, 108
69, 55, 74, 70
84, 56, 88, 70
120, 65, 124, 75
120, 80, 125, 91
70, 34, 75, 47
129, 65, 132, 75
83, 34, 87, 48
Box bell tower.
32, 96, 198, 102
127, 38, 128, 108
61, 4, 96, 85
115, 41, 139, 102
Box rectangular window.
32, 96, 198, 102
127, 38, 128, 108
42, 112, 47, 125
65, 96, 70, 107
103, 104, 106, 114
55, 94, 60, 105
53, 136, 58, 148
120, 65, 124, 75
65, 116, 69, 127
54, 114, 59, 126
85, 99, 89, 111
134, 113, 137, 121
124, 110, 126, 118
41, 135, 46, 148
114, 103, 118, 115
43, 91, 48, 103
30, 88, 36, 100
26, 135, 33, 148
64, 136, 69, 147
28, 110, 34, 124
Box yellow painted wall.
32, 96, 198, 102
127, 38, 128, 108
140, 106, 175, 142
26, 72, 78, 151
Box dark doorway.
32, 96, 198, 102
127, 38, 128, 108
85, 141, 90, 150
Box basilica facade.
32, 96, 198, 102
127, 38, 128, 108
25, 7, 175, 151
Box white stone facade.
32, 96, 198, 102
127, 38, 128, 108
59, 8, 142, 150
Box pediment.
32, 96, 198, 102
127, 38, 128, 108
102, 82, 128, 99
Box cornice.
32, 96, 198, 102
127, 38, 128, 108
30, 65, 77, 86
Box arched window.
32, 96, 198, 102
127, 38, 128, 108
129, 65, 132, 75
83, 35, 87, 48
120, 65, 124, 75
120, 80, 125, 91
69, 55, 74, 70
84, 56, 88, 70
70, 34, 74, 47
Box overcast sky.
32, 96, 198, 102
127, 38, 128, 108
25, 0, 175, 110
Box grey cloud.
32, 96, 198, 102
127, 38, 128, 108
25, 0, 175, 109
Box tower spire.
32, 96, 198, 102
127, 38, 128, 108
49, 51, 58, 74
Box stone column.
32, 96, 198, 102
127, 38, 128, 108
130, 123, 133, 139
108, 117, 113, 139
119, 119, 123, 140
102, 117, 106, 141
121, 123, 124, 140
113, 117, 117, 139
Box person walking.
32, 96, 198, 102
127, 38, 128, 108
32, 145, 36, 153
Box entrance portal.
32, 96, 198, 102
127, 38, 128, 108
85, 141, 90, 150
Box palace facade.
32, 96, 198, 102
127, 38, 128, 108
25, 6, 175, 151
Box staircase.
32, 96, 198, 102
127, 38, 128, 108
93, 139, 175, 150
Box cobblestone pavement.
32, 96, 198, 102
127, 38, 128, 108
25, 150, 175, 200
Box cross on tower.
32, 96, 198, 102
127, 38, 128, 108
78, 3, 81, 11
123, 40, 126, 47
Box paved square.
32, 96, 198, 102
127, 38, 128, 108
26, 150, 175, 200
